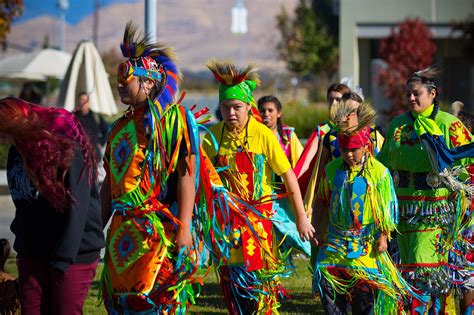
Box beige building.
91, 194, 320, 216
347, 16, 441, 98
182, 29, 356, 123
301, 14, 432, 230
340, 0, 474, 112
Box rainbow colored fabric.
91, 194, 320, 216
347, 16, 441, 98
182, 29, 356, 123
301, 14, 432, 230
101, 99, 250, 314
276, 124, 303, 168
101, 98, 286, 314
202, 116, 295, 314
101, 103, 205, 314
378, 106, 474, 300
313, 155, 417, 314
271, 125, 309, 257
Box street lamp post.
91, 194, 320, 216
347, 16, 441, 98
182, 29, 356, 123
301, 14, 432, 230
93, 0, 100, 49
57, 0, 69, 51
145, 0, 157, 42
231, 0, 247, 66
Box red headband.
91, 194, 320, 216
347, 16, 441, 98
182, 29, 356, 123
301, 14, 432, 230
338, 126, 370, 149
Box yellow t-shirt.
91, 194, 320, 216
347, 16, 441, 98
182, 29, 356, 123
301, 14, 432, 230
202, 116, 291, 201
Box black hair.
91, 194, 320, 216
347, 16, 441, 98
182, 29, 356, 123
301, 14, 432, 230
77, 91, 88, 98
19, 82, 43, 104
257, 95, 288, 145
458, 110, 474, 133
327, 83, 351, 98
341, 92, 364, 104
0, 238, 11, 271
407, 66, 440, 118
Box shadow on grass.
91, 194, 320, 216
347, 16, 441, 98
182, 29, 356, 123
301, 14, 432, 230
192, 283, 227, 314
87, 261, 324, 314
192, 282, 324, 315
280, 292, 324, 314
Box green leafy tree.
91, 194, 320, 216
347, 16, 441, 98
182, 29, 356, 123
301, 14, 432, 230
42, 35, 51, 49
0, 0, 23, 44
276, 0, 337, 78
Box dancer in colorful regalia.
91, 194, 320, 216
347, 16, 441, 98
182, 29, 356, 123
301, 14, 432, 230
296, 87, 384, 217
377, 67, 474, 314
312, 98, 417, 314
294, 83, 351, 202
202, 61, 315, 314
456, 110, 474, 315
307, 91, 385, 269
100, 22, 213, 314
257, 95, 310, 257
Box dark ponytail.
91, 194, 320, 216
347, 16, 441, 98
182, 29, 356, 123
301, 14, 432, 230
276, 117, 289, 145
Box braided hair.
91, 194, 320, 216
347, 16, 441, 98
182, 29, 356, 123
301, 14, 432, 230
257, 95, 288, 145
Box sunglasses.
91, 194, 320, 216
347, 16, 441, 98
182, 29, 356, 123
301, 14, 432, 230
117, 62, 164, 86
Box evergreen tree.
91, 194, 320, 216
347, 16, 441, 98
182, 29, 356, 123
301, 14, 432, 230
276, 0, 337, 78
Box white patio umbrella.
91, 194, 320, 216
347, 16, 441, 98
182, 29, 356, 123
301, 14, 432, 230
0, 48, 71, 81
0, 49, 71, 81
0, 49, 72, 105
57, 40, 118, 116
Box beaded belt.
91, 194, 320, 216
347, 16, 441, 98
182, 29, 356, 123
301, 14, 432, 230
392, 170, 444, 190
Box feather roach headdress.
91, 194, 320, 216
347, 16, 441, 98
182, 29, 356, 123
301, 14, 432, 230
118, 22, 181, 112
207, 60, 262, 121
330, 92, 377, 149
330, 92, 376, 135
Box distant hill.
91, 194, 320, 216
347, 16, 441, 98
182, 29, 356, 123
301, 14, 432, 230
5, 0, 297, 72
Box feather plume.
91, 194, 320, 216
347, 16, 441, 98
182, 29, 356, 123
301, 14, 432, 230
120, 22, 177, 63
330, 97, 376, 134
413, 66, 439, 80
120, 21, 181, 109
206, 60, 260, 86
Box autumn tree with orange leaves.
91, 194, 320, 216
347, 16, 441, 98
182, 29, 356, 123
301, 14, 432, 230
377, 18, 436, 118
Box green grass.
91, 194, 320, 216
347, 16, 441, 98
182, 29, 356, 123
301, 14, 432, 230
5, 256, 323, 314
190, 259, 323, 314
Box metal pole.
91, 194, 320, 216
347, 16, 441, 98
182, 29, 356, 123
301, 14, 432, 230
145, 0, 157, 41
57, 0, 69, 51
59, 11, 65, 50
231, 0, 247, 66
238, 34, 243, 67
93, 0, 100, 48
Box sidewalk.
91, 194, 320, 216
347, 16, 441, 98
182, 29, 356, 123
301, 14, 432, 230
0, 193, 15, 243
0, 170, 8, 195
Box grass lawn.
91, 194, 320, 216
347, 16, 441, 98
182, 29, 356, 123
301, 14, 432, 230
6, 256, 324, 314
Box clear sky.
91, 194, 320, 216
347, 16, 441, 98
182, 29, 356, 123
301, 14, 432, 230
17, 0, 138, 25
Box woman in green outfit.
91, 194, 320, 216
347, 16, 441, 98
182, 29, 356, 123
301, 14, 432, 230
378, 67, 473, 314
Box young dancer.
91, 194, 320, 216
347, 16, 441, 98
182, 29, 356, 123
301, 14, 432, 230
313, 100, 415, 314
203, 61, 314, 314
